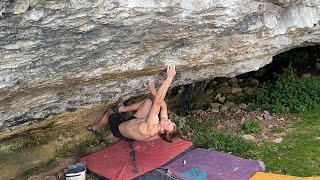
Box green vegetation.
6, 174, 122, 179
255, 105, 320, 176
235, 66, 320, 176
184, 105, 320, 176
185, 118, 256, 158
242, 119, 261, 134
236, 66, 320, 113
186, 65, 320, 176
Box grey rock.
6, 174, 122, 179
274, 132, 287, 137
226, 94, 236, 101
224, 102, 236, 110
0, 0, 320, 132
256, 116, 264, 121
263, 111, 270, 115
247, 78, 260, 88
216, 86, 232, 94
268, 124, 278, 129
263, 113, 273, 120
13, 0, 30, 14
210, 102, 222, 108
229, 105, 239, 112
242, 134, 255, 141
301, 73, 312, 79
218, 96, 226, 103
215, 93, 222, 100
231, 87, 242, 95
273, 138, 283, 144
210, 103, 221, 113
239, 103, 248, 111
235, 109, 242, 115
220, 105, 228, 114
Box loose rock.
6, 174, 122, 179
256, 116, 264, 121
231, 87, 242, 95
301, 73, 312, 79
220, 105, 228, 114
235, 109, 242, 115
216, 86, 232, 94
226, 94, 236, 101
268, 124, 278, 129
263, 113, 273, 120
239, 103, 248, 111
224, 102, 236, 109
218, 96, 226, 103
215, 93, 222, 100
273, 138, 283, 144
210, 103, 222, 113
273, 133, 287, 137
242, 134, 255, 141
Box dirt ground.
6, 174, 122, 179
183, 108, 300, 145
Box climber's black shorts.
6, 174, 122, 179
108, 113, 136, 140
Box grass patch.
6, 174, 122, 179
235, 65, 320, 176
209, 116, 219, 124
242, 119, 261, 134
254, 105, 320, 176
236, 66, 320, 113
185, 118, 256, 158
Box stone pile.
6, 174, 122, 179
169, 76, 260, 116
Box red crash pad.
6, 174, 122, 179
80, 139, 192, 180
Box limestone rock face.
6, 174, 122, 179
1, 0, 320, 131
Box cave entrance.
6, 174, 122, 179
247, 45, 320, 82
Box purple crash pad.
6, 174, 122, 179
163, 148, 264, 180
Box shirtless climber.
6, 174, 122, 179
87, 64, 179, 142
